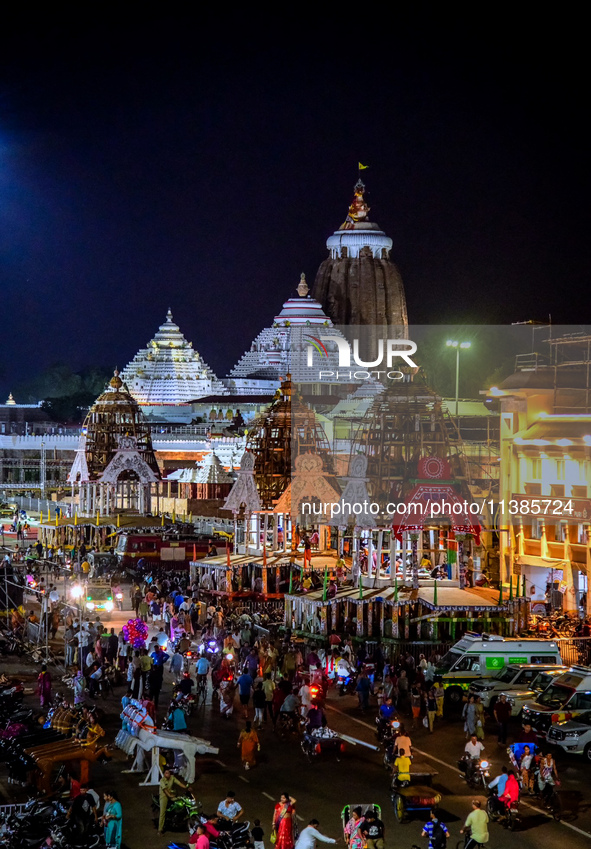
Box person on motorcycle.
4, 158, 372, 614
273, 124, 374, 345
498, 769, 520, 818
167, 702, 188, 733
216, 791, 244, 825
460, 799, 489, 848
379, 696, 396, 721
393, 724, 411, 757
189, 822, 210, 849
462, 734, 485, 783
158, 768, 189, 835
488, 765, 508, 808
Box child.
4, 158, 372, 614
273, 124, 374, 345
251, 819, 264, 849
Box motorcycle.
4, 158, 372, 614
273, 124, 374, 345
458, 755, 490, 789
151, 792, 202, 832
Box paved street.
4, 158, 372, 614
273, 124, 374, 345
2, 574, 591, 849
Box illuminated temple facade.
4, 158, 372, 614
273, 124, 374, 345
225, 275, 348, 396
121, 310, 227, 418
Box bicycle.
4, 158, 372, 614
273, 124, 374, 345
456, 828, 485, 849
196, 675, 207, 704
541, 785, 561, 821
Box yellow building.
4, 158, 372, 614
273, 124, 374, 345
491, 334, 591, 615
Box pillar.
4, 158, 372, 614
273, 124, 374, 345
376, 530, 383, 576
389, 531, 395, 583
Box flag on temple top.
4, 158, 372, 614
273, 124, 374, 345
358, 162, 369, 170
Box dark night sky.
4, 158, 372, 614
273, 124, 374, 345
0, 10, 588, 397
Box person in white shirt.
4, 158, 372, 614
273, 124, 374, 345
465, 736, 485, 760
294, 820, 336, 849
298, 683, 313, 717
463, 735, 485, 783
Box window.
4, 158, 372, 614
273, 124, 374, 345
551, 484, 565, 497
530, 655, 558, 665
531, 519, 544, 540
556, 460, 565, 481
455, 655, 481, 672
572, 485, 587, 498
537, 684, 572, 706
530, 459, 542, 480
516, 669, 540, 684
525, 482, 542, 495
569, 692, 591, 711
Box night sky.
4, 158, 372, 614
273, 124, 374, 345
0, 11, 588, 397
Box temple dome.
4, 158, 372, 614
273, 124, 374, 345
121, 309, 227, 406
313, 180, 407, 332
79, 369, 160, 481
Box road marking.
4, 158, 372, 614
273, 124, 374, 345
262, 792, 275, 801
239, 775, 250, 783
326, 704, 591, 839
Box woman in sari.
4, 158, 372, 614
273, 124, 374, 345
102, 790, 123, 848
272, 793, 297, 849
237, 720, 260, 770
344, 807, 365, 849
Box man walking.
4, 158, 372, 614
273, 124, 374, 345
494, 693, 512, 745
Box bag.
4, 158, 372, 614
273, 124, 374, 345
270, 832, 277, 845
430, 822, 447, 849
423, 715, 429, 728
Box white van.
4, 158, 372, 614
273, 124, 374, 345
436, 633, 562, 705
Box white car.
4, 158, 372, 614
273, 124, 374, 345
469, 664, 562, 711
547, 710, 591, 761
498, 667, 570, 717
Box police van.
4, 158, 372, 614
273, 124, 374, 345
436, 633, 562, 706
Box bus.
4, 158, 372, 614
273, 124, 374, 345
115, 532, 225, 570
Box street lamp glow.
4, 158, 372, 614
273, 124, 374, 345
71, 584, 83, 599
445, 339, 472, 419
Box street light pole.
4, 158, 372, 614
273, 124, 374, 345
455, 346, 460, 419
446, 340, 471, 423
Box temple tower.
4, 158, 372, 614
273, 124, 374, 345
313, 180, 408, 333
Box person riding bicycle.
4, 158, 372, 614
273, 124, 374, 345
196, 655, 210, 689
538, 753, 559, 805
460, 799, 489, 848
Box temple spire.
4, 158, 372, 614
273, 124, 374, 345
342, 179, 370, 229
297, 273, 309, 298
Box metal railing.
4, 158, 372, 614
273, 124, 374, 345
554, 637, 591, 667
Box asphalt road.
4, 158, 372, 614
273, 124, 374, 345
2, 566, 591, 849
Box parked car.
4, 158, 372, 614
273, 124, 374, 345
547, 710, 591, 761
469, 663, 563, 710
522, 666, 591, 738
498, 667, 569, 717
